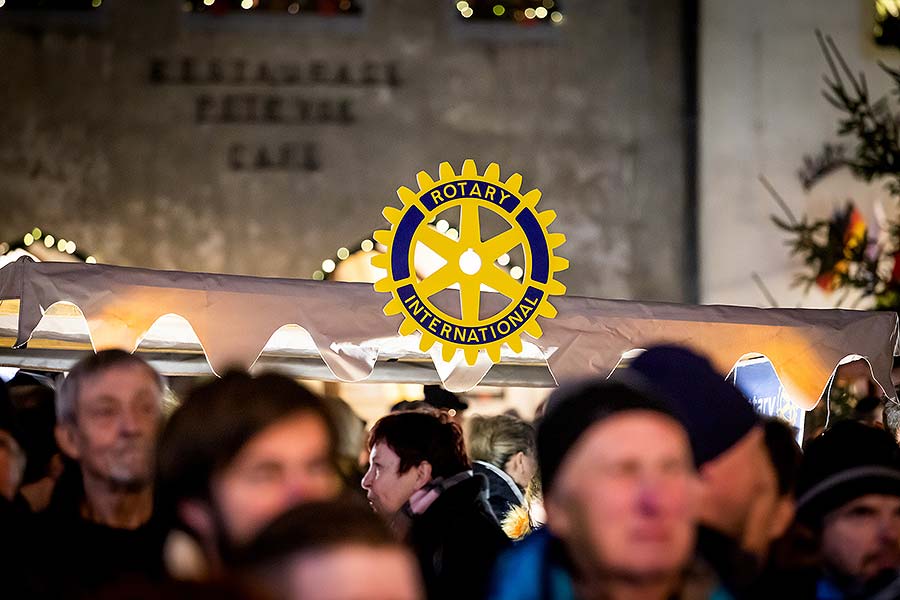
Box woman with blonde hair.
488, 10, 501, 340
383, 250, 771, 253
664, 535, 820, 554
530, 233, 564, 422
466, 414, 537, 525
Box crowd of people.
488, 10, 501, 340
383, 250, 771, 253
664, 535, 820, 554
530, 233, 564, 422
0, 345, 899, 599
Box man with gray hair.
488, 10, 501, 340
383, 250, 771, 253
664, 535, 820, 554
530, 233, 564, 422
26, 349, 167, 597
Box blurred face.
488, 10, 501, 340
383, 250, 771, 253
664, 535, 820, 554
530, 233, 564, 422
0, 431, 24, 501
547, 412, 698, 581
739, 461, 794, 558
281, 544, 423, 600
699, 427, 777, 539
58, 363, 162, 489
820, 494, 900, 584
361, 442, 425, 516
212, 412, 341, 544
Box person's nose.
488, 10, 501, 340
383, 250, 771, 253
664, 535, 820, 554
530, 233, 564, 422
361, 467, 373, 491
119, 406, 143, 436
636, 473, 668, 515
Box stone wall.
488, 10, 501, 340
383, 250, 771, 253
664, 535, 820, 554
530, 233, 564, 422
700, 0, 898, 308
0, 0, 689, 301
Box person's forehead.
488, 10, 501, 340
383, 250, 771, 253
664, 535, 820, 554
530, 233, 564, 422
371, 441, 400, 462
836, 493, 900, 513
289, 544, 416, 590
575, 411, 687, 453
235, 410, 330, 459
79, 363, 160, 398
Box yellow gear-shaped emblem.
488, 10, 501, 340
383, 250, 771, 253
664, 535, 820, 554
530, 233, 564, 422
372, 160, 568, 365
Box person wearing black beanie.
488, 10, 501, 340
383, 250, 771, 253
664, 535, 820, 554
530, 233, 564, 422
627, 345, 780, 598
489, 379, 730, 600
791, 420, 900, 598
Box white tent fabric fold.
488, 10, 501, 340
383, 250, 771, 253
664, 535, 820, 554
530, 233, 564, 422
0, 257, 897, 407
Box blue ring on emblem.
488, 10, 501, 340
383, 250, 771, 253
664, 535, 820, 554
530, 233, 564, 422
390, 206, 425, 281
391, 181, 549, 344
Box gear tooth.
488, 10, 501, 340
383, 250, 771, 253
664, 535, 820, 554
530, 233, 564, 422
383, 206, 403, 225
370, 253, 389, 269
538, 301, 558, 319
397, 186, 419, 206
441, 343, 457, 362
399, 318, 419, 337
551, 256, 569, 272
486, 343, 502, 363
374, 278, 394, 293
547, 233, 566, 250
505, 173, 523, 193
523, 321, 543, 339
461, 159, 478, 177
507, 335, 523, 354
439, 162, 456, 181
463, 347, 479, 365
538, 209, 557, 227
373, 230, 392, 246
419, 333, 436, 352
383, 297, 404, 316
484, 163, 501, 181
547, 280, 567, 295
522, 189, 542, 207
416, 170, 436, 190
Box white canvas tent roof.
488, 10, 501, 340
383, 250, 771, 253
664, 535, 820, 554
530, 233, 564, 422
0, 257, 897, 409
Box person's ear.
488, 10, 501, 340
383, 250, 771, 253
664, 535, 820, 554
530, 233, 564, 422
414, 461, 433, 489
54, 424, 81, 461
505, 452, 525, 480
768, 496, 796, 542
510, 451, 524, 471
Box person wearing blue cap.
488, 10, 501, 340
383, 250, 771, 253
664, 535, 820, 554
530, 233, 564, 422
628, 345, 781, 598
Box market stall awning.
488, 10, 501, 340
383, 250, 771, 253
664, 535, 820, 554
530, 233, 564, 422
0, 257, 896, 408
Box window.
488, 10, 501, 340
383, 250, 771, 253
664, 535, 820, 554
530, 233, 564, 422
0, 0, 107, 28
183, 0, 365, 33
450, 0, 564, 42
0, 0, 102, 9
182, 0, 362, 17
455, 0, 563, 26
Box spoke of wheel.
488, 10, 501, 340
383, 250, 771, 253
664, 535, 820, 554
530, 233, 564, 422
417, 264, 460, 300
460, 278, 482, 322
459, 203, 481, 247
481, 227, 521, 262
417, 225, 460, 261
483, 264, 523, 300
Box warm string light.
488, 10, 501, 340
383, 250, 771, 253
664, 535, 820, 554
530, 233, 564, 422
313, 236, 377, 279
10, 227, 94, 262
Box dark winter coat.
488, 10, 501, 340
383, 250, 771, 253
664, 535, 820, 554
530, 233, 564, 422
0, 493, 36, 599
408, 472, 510, 600
22, 466, 168, 599
473, 460, 524, 524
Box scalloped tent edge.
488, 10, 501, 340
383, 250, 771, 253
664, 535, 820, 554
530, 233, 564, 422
0, 257, 896, 406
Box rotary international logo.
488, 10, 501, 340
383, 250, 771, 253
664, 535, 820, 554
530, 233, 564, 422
372, 160, 567, 365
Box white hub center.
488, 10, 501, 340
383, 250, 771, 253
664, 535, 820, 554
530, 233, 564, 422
459, 248, 482, 275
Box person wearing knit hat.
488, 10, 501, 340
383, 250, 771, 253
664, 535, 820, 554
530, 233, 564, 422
489, 380, 727, 600
627, 345, 780, 597
792, 420, 900, 599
